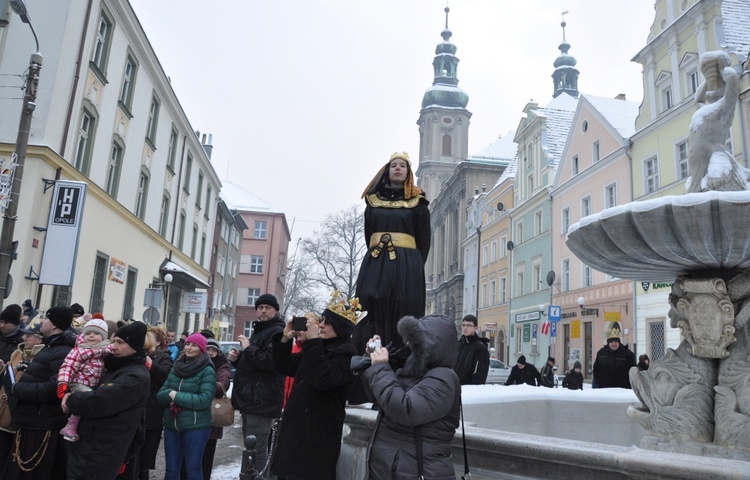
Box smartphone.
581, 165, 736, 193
292, 316, 307, 331
367, 338, 382, 352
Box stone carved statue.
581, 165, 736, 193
628, 341, 716, 442
673, 278, 736, 358
686, 51, 750, 193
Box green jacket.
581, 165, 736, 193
157, 362, 216, 431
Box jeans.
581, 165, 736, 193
241, 413, 274, 479
164, 427, 211, 480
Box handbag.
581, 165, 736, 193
211, 383, 234, 427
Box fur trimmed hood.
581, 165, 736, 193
397, 314, 458, 377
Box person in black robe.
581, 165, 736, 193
350, 152, 430, 404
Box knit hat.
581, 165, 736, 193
70, 303, 85, 316
206, 338, 221, 352
83, 319, 109, 339
574, 361, 582, 370
46, 306, 74, 331
199, 328, 215, 339
0, 304, 22, 325
254, 293, 279, 311
22, 299, 32, 308
92, 312, 104, 320
185, 333, 207, 353
517, 355, 527, 366
115, 321, 147, 352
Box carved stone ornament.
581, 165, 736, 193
674, 278, 736, 359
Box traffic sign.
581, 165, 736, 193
549, 305, 561, 322
551, 321, 557, 337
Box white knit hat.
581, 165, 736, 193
83, 318, 109, 339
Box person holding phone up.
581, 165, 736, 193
270, 292, 360, 480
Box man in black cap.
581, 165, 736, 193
504, 355, 542, 386
0, 304, 23, 364
21, 299, 37, 324
3, 306, 75, 478
65, 321, 150, 479
227, 293, 285, 477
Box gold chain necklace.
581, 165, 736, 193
13, 429, 51, 472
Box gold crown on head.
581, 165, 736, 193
604, 328, 622, 340
389, 151, 410, 163
325, 290, 367, 325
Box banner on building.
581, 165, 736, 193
108, 257, 126, 284
604, 311, 621, 322
39, 181, 87, 286
183, 292, 207, 313
0, 154, 17, 211
571, 320, 581, 339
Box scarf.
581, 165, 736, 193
172, 352, 212, 379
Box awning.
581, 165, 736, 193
159, 260, 210, 291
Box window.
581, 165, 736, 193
572, 155, 579, 175
74, 109, 95, 174
159, 195, 170, 237
500, 235, 507, 259
196, 172, 204, 208
516, 266, 525, 297
167, 127, 178, 170
184, 153, 193, 193
516, 326, 523, 353
482, 283, 487, 307
533, 262, 542, 291
146, 96, 160, 143
201, 234, 206, 265
687, 70, 699, 96
254, 220, 267, 239
516, 222, 523, 244
593, 141, 600, 162
527, 174, 534, 194
562, 259, 570, 291
191, 224, 198, 259
500, 277, 507, 303
661, 86, 673, 111
90, 253, 108, 314
605, 183, 617, 209
178, 211, 186, 249
490, 280, 496, 305
561, 208, 570, 234
122, 268, 137, 320
581, 196, 591, 217
247, 288, 260, 306
534, 210, 542, 235
442, 135, 451, 155
583, 264, 593, 287
91, 11, 113, 73
205, 185, 212, 216
119, 56, 137, 109
482, 244, 488, 266
250, 255, 264, 274
676, 141, 688, 179
135, 171, 149, 219
490, 240, 498, 262
244, 321, 253, 338
645, 157, 660, 193
106, 141, 124, 197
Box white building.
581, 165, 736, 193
0, 0, 221, 331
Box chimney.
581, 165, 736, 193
615, 93, 626, 101
201, 133, 213, 159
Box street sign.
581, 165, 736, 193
549, 305, 561, 322
551, 321, 557, 337
143, 307, 160, 325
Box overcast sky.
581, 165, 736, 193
128, 0, 655, 242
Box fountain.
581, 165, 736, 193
567, 51, 750, 461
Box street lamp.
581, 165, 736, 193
0, 0, 42, 306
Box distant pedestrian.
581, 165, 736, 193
20, 300, 37, 325
593, 329, 636, 389
504, 355, 542, 386
453, 314, 490, 385
637, 354, 650, 371
540, 356, 556, 388
562, 361, 584, 390
0, 304, 24, 363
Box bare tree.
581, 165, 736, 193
281, 239, 323, 316
301, 204, 366, 299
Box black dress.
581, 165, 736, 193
352, 188, 430, 358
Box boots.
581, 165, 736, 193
60, 414, 81, 442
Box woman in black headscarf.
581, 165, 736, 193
350, 152, 430, 404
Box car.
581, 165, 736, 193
486, 358, 511, 385
220, 341, 240, 380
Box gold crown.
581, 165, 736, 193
325, 291, 367, 324
389, 151, 410, 163
604, 328, 622, 340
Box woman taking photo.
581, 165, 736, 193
157, 333, 215, 480
351, 152, 430, 403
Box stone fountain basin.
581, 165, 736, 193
566, 191, 750, 282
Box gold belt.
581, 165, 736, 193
369, 232, 416, 260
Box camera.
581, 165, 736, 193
291, 317, 307, 331
367, 338, 381, 352
17, 360, 29, 371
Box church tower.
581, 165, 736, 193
415, 6, 471, 198
551, 14, 580, 98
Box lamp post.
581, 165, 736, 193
0, 0, 42, 307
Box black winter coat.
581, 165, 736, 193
562, 370, 584, 390
10, 330, 75, 430
364, 315, 460, 480
66, 351, 150, 479
271, 334, 357, 479
593, 344, 636, 388
505, 363, 542, 386
231, 316, 285, 418
540, 363, 555, 388
144, 348, 173, 430
454, 334, 490, 385
0, 328, 24, 363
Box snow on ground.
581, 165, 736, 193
460, 383, 639, 404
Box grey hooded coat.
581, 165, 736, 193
363, 314, 460, 480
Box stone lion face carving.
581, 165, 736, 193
628, 344, 716, 442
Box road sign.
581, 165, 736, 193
549, 305, 561, 322
551, 321, 557, 337
143, 307, 160, 325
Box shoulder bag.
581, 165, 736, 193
211, 383, 234, 427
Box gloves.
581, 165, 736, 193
57, 383, 69, 399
